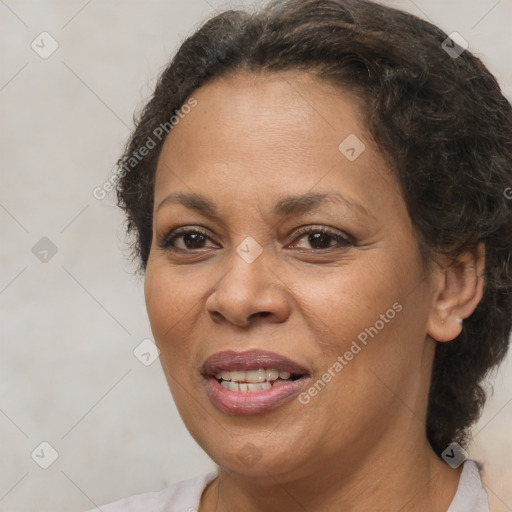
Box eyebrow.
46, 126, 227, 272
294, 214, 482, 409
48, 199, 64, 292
156, 191, 372, 219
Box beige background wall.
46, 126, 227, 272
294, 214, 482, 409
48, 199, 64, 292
1, 1, 511, 510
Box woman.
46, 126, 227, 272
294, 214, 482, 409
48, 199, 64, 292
89, 0, 512, 510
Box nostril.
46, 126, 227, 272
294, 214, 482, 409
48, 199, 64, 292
251, 311, 272, 319
208, 311, 225, 324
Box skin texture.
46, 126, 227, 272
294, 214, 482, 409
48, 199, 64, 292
144, 71, 485, 512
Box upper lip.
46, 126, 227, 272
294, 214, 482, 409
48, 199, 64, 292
201, 349, 309, 376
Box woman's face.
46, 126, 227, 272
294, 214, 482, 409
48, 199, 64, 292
145, 71, 438, 480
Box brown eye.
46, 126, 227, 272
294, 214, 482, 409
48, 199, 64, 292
290, 227, 353, 250
158, 228, 217, 251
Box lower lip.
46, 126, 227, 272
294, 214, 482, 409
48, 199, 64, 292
205, 376, 309, 415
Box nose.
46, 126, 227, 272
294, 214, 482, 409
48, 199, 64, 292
205, 248, 291, 328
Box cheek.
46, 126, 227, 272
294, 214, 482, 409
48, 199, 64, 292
291, 250, 426, 411
293, 259, 404, 348
144, 265, 207, 414
300, 258, 429, 415
144, 263, 202, 358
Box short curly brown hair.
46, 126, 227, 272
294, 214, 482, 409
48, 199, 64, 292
115, 0, 512, 458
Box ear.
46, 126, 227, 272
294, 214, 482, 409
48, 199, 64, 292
427, 243, 485, 342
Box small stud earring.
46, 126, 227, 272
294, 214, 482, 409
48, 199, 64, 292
456, 317, 463, 327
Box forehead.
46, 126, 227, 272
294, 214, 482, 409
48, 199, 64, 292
157, 71, 366, 167
154, 71, 402, 218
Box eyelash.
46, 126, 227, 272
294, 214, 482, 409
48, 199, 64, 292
157, 226, 353, 252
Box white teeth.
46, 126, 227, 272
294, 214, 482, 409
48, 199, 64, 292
266, 369, 279, 381
214, 368, 295, 384
238, 369, 267, 383
222, 381, 238, 391
256, 369, 267, 382
229, 371, 245, 382
220, 381, 272, 392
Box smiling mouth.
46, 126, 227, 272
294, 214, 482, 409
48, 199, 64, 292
201, 349, 310, 414
214, 368, 303, 392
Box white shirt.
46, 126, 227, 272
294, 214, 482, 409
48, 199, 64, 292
87, 459, 489, 512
